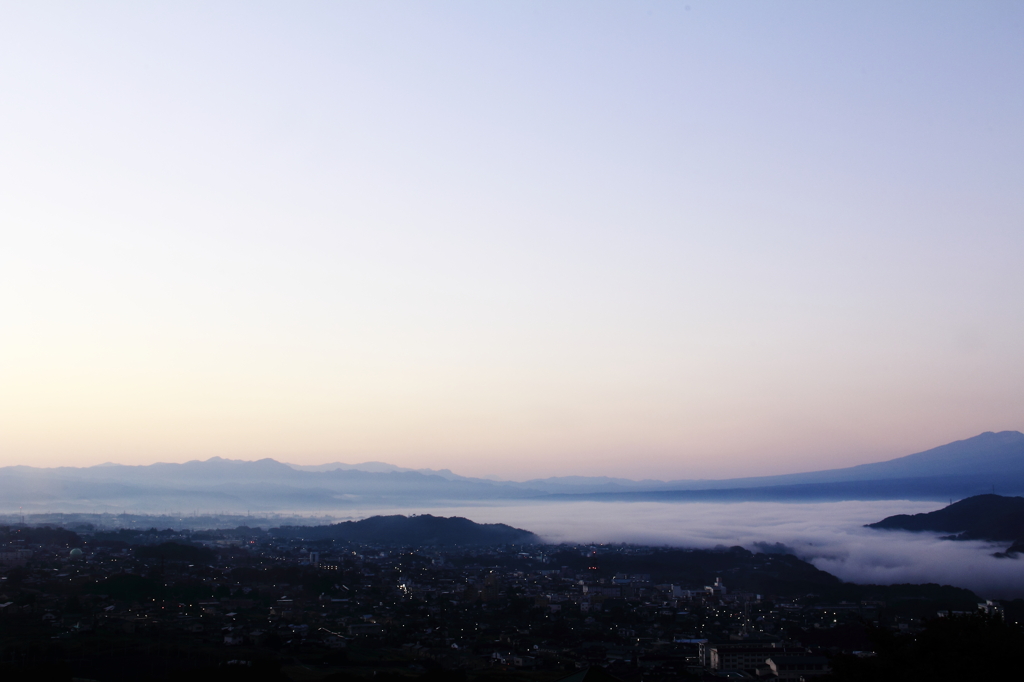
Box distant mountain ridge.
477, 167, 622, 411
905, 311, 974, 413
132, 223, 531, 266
288, 461, 466, 481
0, 457, 539, 512
283, 431, 1024, 495
1, 431, 1022, 511
740, 431, 1024, 486
533, 431, 1024, 501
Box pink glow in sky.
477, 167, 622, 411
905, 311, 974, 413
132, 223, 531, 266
1, 2, 1022, 479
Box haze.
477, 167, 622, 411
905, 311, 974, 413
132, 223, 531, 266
2, 2, 1023, 479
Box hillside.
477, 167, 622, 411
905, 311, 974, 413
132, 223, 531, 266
868, 494, 1024, 554
271, 514, 540, 546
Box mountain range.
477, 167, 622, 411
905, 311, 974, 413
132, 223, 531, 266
1, 431, 1022, 512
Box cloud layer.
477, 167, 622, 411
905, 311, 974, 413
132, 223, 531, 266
371, 500, 1024, 598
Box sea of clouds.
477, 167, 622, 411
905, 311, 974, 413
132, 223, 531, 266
370, 500, 1024, 599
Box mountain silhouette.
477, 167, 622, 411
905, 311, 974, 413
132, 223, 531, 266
868, 494, 1024, 555
1, 431, 1022, 511
540, 431, 1024, 502
271, 514, 539, 546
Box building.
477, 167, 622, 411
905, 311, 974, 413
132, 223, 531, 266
766, 655, 830, 680
705, 576, 727, 598
0, 549, 32, 566
708, 642, 805, 672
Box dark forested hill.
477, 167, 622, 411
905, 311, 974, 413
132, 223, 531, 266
271, 514, 540, 546
868, 494, 1024, 554
868, 494, 1024, 540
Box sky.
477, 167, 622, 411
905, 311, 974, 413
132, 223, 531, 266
1, 2, 1023, 480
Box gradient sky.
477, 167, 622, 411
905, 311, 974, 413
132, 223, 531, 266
1, 2, 1022, 480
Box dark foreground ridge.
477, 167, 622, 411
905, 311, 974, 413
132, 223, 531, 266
3, 519, 1022, 681
271, 514, 541, 546
868, 494, 1024, 556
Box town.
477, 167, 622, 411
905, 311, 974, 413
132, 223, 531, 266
1, 518, 1020, 681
